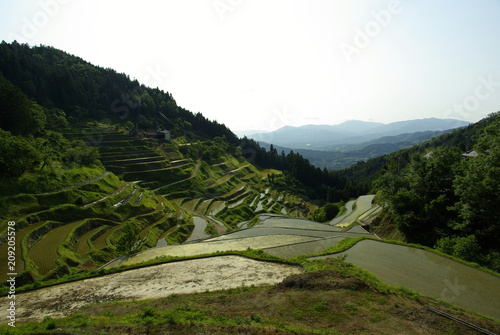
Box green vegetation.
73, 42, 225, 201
375, 113, 500, 271
312, 202, 343, 222
0, 41, 318, 290
2, 256, 498, 335
1, 41, 499, 334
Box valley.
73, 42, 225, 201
0, 43, 498, 334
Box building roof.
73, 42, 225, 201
462, 150, 478, 157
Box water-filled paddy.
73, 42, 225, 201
260, 217, 342, 231
311, 240, 500, 320
329, 195, 374, 227
212, 227, 342, 239
117, 234, 319, 266
264, 236, 345, 258
185, 216, 210, 242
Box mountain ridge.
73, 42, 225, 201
247, 118, 470, 150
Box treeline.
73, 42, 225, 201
0, 75, 99, 184
375, 112, 499, 271
0, 41, 237, 143
239, 139, 366, 201
335, 113, 499, 198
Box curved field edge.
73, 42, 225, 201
3, 256, 499, 335
4, 235, 498, 298
0, 249, 300, 297
302, 236, 500, 278
3, 227, 498, 299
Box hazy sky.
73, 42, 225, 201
1, 0, 500, 131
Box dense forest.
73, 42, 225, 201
374, 113, 499, 270
0, 41, 238, 143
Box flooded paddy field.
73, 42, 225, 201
116, 234, 320, 266
263, 236, 346, 258
311, 239, 500, 320
107, 215, 376, 267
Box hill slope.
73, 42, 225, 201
0, 43, 318, 286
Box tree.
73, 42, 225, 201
116, 222, 140, 254
453, 118, 500, 253
36, 131, 69, 172
0, 129, 39, 178
44, 107, 69, 130
0, 76, 46, 136
436, 235, 481, 263
64, 140, 100, 166
379, 147, 462, 245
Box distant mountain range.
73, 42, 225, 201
258, 129, 454, 170
246, 118, 470, 151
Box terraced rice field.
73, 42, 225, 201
182, 198, 202, 212
76, 226, 107, 254
185, 217, 210, 242
206, 174, 233, 189
92, 225, 121, 250
0, 221, 46, 281
155, 224, 180, 247
15, 256, 303, 321
311, 240, 500, 320
195, 199, 213, 215
28, 221, 84, 275
118, 235, 321, 266
264, 236, 345, 258
109, 215, 375, 267
329, 195, 379, 228
206, 201, 226, 215
138, 219, 163, 239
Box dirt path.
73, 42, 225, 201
311, 240, 500, 320
10, 256, 302, 322
41, 172, 110, 194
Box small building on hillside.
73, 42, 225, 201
462, 150, 478, 158
143, 128, 171, 140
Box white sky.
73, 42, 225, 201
1, 0, 500, 131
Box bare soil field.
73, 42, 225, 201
10, 255, 302, 321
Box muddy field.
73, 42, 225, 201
10, 256, 303, 321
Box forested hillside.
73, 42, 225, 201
374, 113, 499, 270
0, 42, 340, 285
0, 41, 237, 143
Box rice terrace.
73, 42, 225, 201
0, 40, 499, 335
